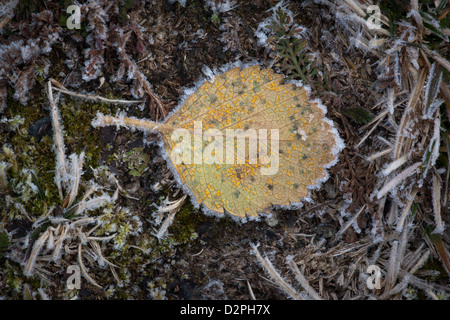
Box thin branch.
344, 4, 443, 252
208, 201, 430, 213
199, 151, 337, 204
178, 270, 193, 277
50, 79, 144, 105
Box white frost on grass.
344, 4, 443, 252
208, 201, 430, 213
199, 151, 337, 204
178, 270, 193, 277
204, 0, 238, 14
255, 0, 309, 50
376, 162, 422, 200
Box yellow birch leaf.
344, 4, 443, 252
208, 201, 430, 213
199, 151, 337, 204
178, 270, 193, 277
93, 65, 344, 218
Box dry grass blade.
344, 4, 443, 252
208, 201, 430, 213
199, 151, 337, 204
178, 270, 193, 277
78, 244, 102, 289
74, 195, 113, 216
52, 225, 68, 261
409, 250, 430, 275
343, 0, 365, 17
153, 194, 187, 240
367, 147, 393, 161
286, 256, 322, 300
423, 63, 443, 111
356, 116, 384, 148
425, 288, 440, 300
393, 69, 427, 160
47, 81, 66, 200
251, 244, 303, 300
376, 162, 422, 199
422, 46, 450, 73
432, 172, 443, 233
67, 152, 84, 208
334, 205, 366, 240
385, 240, 398, 292
382, 155, 408, 177
247, 280, 256, 300
427, 233, 450, 277
393, 225, 411, 287
24, 230, 49, 276
37, 288, 50, 300
396, 189, 418, 233
379, 275, 410, 300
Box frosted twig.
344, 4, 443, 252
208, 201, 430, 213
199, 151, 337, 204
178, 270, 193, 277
89, 240, 118, 268
423, 62, 443, 111
50, 79, 144, 104
343, 0, 366, 18
46, 228, 54, 250
68, 217, 98, 228
356, 117, 383, 148
286, 256, 322, 300
91, 112, 170, 132
155, 195, 187, 214
86, 234, 116, 242
15, 203, 32, 221
250, 244, 303, 300
78, 185, 97, 204
422, 114, 441, 178
0, 0, 17, 30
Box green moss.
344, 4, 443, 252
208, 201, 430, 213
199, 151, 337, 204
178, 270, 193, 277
0, 90, 122, 221
123, 147, 151, 176
0, 260, 41, 299
118, 0, 138, 21
15, 0, 45, 20
59, 99, 117, 171
0, 231, 9, 257
1, 100, 56, 219
167, 202, 203, 244
421, 258, 448, 281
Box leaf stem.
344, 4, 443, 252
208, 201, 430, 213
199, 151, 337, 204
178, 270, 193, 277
93, 114, 172, 132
